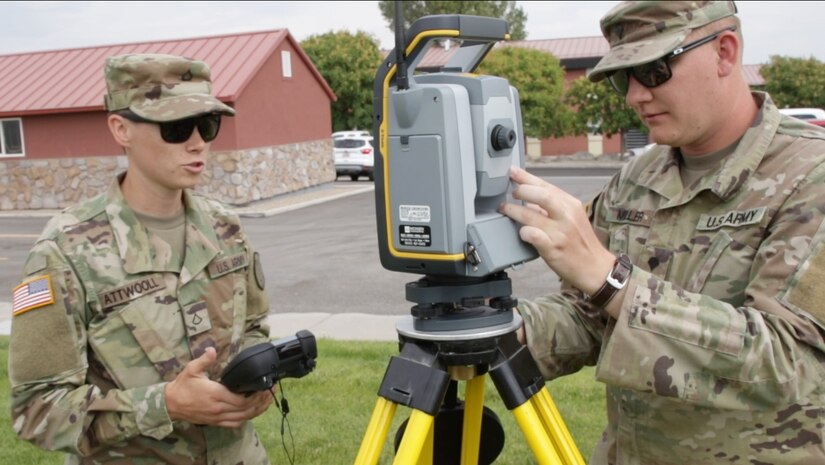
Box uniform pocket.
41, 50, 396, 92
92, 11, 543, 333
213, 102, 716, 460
628, 285, 746, 357
88, 298, 183, 388
685, 231, 755, 307
607, 221, 652, 259
609, 224, 629, 255
185, 267, 247, 377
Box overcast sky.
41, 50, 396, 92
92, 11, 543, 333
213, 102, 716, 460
1, 1, 823, 66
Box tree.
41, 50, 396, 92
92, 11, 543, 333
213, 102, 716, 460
300, 31, 383, 132
475, 47, 572, 138
378, 1, 527, 40
760, 56, 825, 109
564, 77, 643, 137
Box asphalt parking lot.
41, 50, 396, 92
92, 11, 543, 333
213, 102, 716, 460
0, 171, 613, 339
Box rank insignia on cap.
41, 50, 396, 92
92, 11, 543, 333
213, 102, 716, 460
12, 275, 55, 316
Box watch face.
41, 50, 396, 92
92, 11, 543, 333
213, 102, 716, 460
589, 254, 634, 307
616, 254, 632, 280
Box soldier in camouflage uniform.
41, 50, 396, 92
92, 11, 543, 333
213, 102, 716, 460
499, 1, 825, 464
9, 54, 274, 464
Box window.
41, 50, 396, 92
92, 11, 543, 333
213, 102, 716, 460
0, 118, 24, 157
334, 138, 368, 149
281, 50, 292, 78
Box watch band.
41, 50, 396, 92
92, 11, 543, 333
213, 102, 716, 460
587, 254, 633, 308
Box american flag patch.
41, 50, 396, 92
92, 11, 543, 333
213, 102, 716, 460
12, 275, 55, 316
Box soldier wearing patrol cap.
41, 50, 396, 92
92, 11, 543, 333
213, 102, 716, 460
9, 54, 274, 464
499, 1, 825, 464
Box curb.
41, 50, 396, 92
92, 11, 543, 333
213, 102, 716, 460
236, 184, 374, 218
0, 302, 9, 337
525, 160, 627, 170
0, 183, 376, 220
266, 312, 400, 341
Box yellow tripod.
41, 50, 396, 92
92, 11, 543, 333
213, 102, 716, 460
354, 315, 585, 465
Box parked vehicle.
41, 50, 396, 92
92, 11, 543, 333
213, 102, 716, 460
628, 142, 655, 157
779, 108, 825, 127
779, 108, 825, 120
334, 136, 374, 181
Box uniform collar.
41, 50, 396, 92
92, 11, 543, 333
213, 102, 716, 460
636, 92, 781, 204
179, 189, 222, 285
105, 173, 221, 281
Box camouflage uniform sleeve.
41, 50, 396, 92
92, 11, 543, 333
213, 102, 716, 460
241, 238, 270, 349
9, 239, 173, 455
517, 190, 613, 380
518, 290, 608, 379
596, 162, 825, 410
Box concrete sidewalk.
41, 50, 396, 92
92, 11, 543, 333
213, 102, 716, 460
0, 300, 400, 340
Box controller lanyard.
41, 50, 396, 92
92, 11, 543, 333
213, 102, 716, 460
270, 380, 295, 465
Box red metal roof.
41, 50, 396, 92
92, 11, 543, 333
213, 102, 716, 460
503, 36, 609, 59
742, 64, 765, 86
0, 29, 336, 117
418, 44, 460, 69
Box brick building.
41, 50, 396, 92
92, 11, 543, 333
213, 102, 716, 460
0, 29, 337, 211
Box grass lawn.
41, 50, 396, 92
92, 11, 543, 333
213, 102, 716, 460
0, 337, 606, 464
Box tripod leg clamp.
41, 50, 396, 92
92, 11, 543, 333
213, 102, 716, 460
489, 333, 546, 409
377, 341, 451, 415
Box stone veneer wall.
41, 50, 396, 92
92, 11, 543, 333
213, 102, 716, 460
197, 139, 335, 205
0, 139, 335, 211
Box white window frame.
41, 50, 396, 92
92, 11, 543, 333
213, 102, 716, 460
281, 50, 292, 79
0, 117, 25, 158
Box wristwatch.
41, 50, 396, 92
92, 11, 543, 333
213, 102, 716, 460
587, 254, 633, 308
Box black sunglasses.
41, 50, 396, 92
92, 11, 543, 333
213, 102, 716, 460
607, 26, 737, 96
119, 111, 222, 144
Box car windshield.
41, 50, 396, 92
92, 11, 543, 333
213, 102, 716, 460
334, 139, 368, 149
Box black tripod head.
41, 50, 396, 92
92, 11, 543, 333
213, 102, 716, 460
405, 272, 517, 332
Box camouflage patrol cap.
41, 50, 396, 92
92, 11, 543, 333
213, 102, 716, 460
588, 1, 737, 82
103, 53, 235, 122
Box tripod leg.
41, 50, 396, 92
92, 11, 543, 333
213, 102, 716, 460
489, 331, 585, 465
354, 338, 451, 465
461, 375, 485, 465
354, 398, 398, 465
512, 401, 566, 465
394, 410, 435, 465
533, 388, 586, 465
419, 415, 434, 465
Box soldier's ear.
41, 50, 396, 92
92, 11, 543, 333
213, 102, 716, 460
107, 113, 132, 148
716, 31, 739, 78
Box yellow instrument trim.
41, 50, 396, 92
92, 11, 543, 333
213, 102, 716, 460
381, 29, 464, 261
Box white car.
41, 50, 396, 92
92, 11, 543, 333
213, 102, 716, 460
779, 108, 825, 121
628, 143, 656, 157
334, 136, 374, 181
779, 108, 825, 127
